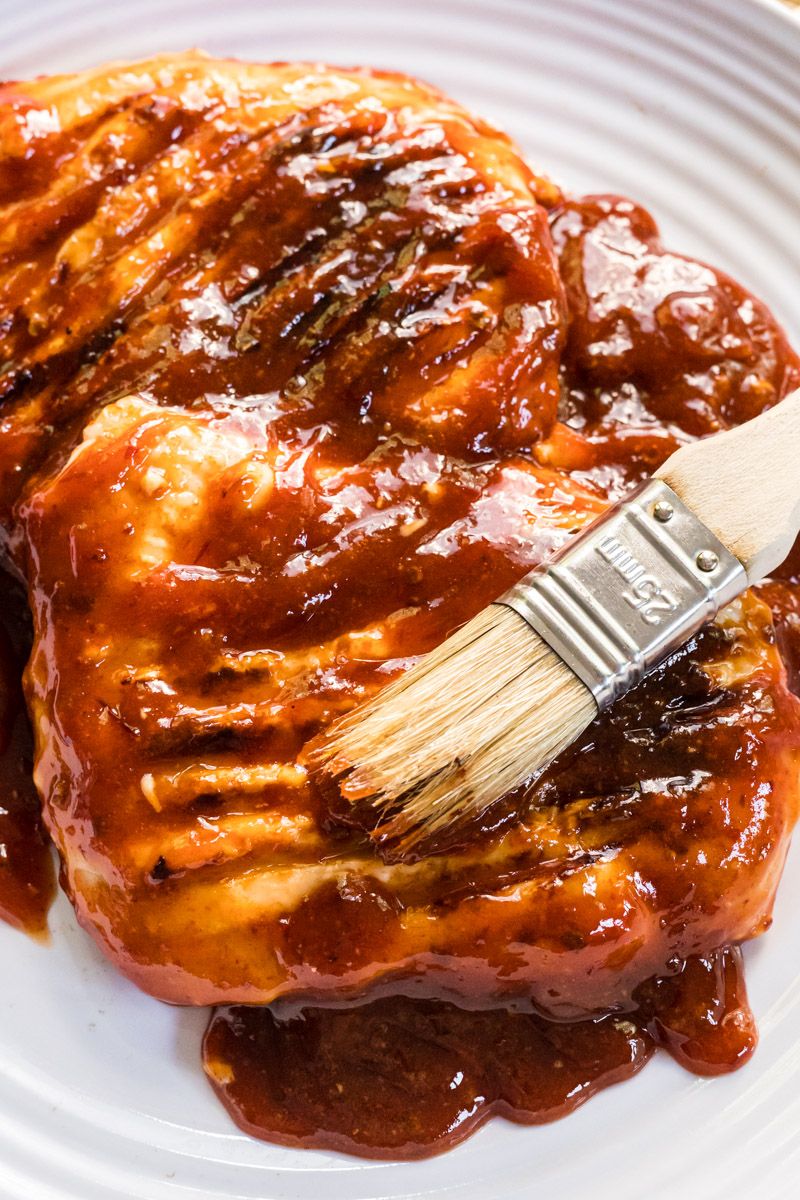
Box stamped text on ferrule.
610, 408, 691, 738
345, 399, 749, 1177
595, 534, 679, 626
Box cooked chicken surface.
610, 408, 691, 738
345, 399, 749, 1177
0, 53, 562, 518
3, 55, 800, 1014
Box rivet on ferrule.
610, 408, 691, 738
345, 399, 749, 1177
696, 550, 719, 573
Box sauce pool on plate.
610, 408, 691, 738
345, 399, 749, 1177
204, 946, 754, 1159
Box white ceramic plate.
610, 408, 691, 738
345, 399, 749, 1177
1, 1, 800, 1197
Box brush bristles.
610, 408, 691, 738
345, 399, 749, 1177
310, 604, 598, 857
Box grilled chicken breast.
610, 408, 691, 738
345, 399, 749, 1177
3, 54, 800, 1014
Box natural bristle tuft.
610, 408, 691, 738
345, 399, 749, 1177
308, 604, 597, 858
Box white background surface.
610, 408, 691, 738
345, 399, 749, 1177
1, 2, 800, 1197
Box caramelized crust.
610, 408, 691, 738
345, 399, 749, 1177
0, 53, 562, 518
3, 56, 800, 1020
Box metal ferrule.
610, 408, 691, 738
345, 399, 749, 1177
498, 479, 747, 710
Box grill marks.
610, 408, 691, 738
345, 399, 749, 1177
139, 762, 308, 813
0, 93, 186, 259
0, 59, 565, 522
0, 97, 196, 362
19, 389, 603, 899
1, 111, 311, 387
93, 435, 487, 879
81, 116, 500, 410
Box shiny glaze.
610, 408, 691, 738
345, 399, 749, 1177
204, 945, 753, 1159
1, 55, 800, 1157
0, 566, 54, 935
0, 55, 562, 519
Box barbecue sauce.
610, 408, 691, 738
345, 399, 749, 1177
2, 57, 800, 1162
203, 945, 753, 1159
0, 567, 54, 935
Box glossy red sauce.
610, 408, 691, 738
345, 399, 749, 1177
1, 58, 800, 1162
204, 946, 754, 1159
0, 566, 54, 935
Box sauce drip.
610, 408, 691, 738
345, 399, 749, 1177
204, 946, 753, 1159
0, 567, 54, 935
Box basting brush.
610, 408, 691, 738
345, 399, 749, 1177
310, 389, 800, 858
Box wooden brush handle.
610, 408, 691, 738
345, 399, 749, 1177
655, 387, 800, 582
